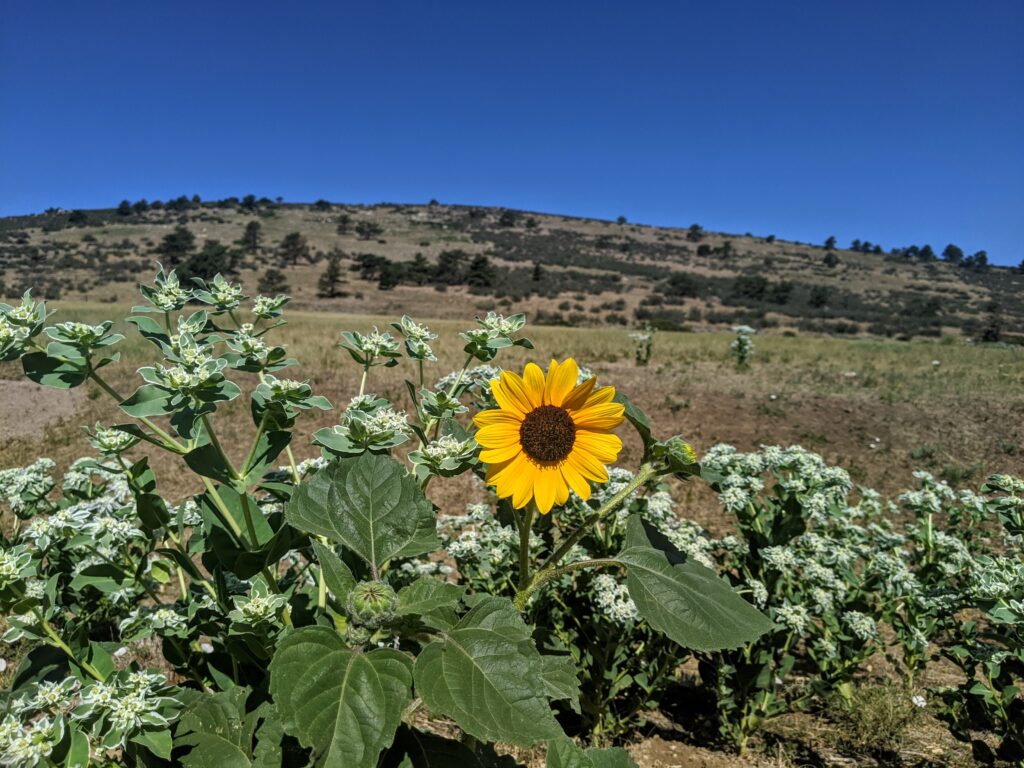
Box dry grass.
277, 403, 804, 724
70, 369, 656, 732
1, 300, 1022, 527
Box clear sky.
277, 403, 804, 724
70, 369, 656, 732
1, 1, 1021, 264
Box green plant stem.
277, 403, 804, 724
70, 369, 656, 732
202, 480, 245, 541
539, 462, 656, 573
285, 445, 301, 484
40, 614, 105, 681
517, 504, 535, 592
82, 544, 161, 603
358, 366, 369, 397
421, 352, 476, 443
513, 558, 620, 611
238, 492, 260, 548
201, 415, 240, 481
88, 370, 186, 454
241, 413, 269, 478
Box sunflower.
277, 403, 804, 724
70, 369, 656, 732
473, 359, 625, 514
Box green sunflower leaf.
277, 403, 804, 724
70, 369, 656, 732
270, 626, 413, 768
413, 596, 563, 746
545, 736, 637, 768
284, 453, 438, 573
616, 541, 775, 650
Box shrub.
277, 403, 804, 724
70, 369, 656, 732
0, 270, 774, 766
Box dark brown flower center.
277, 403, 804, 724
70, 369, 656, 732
519, 405, 576, 463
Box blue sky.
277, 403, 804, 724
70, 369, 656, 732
1, 1, 1021, 264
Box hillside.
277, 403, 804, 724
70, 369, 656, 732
2, 198, 1021, 339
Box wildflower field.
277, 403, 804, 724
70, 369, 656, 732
1, 270, 1022, 768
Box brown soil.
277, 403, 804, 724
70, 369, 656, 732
0, 379, 84, 441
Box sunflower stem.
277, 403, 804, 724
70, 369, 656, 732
513, 558, 621, 611
512, 464, 655, 613
517, 503, 536, 592
538, 462, 656, 573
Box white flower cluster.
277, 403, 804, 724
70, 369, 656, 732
591, 573, 639, 624
362, 408, 409, 437
0, 715, 63, 767
395, 315, 437, 360
773, 602, 811, 634
842, 610, 878, 641
252, 294, 289, 319
0, 458, 56, 515
423, 434, 474, 462
353, 327, 400, 358
149, 270, 191, 311
0, 315, 32, 355
436, 365, 502, 404
74, 671, 175, 745
87, 424, 137, 455
229, 583, 288, 626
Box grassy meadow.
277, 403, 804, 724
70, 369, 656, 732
2, 299, 1021, 528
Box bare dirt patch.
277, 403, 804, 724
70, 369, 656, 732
0, 379, 84, 440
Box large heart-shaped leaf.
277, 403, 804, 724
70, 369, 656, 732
397, 577, 465, 621
175, 687, 279, 768
538, 654, 581, 714
616, 544, 774, 650
413, 596, 562, 746
270, 626, 413, 768
285, 453, 438, 573
546, 736, 637, 768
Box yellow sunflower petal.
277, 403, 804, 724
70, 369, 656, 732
571, 402, 625, 430
544, 358, 579, 407
504, 370, 543, 412
581, 386, 617, 408
533, 465, 567, 514
522, 363, 546, 406
475, 422, 521, 448
567, 449, 609, 484
560, 460, 592, 501
561, 377, 597, 411
473, 409, 523, 428
574, 430, 623, 462
491, 373, 532, 416
479, 442, 523, 464
485, 455, 518, 483
513, 471, 537, 508
553, 477, 571, 508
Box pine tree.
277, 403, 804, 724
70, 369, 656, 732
407, 253, 433, 285
277, 232, 310, 266
317, 253, 346, 297
180, 240, 232, 282
377, 262, 404, 291
258, 268, 290, 294
466, 255, 497, 288
238, 221, 262, 254
157, 226, 196, 267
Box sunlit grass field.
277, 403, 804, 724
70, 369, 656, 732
2, 300, 1022, 523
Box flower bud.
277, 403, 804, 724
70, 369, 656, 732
345, 580, 398, 628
